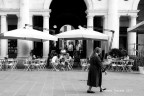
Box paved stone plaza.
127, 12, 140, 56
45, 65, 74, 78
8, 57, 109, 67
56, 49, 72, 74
0, 70, 143, 96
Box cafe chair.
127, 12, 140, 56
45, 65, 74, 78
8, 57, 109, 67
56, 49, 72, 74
50, 59, 59, 71
0, 59, 3, 71
23, 59, 31, 71
39, 58, 47, 70
125, 59, 134, 72
7, 58, 17, 71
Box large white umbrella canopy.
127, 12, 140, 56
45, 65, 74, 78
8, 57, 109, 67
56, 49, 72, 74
0, 27, 58, 42
127, 20, 144, 32
56, 27, 109, 41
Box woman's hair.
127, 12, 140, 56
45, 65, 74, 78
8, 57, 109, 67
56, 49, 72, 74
90, 47, 101, 58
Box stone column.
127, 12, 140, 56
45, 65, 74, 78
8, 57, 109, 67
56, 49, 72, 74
43, 14, 50, 58
107, 0, 119, 50
102, 15, 109, 53
17, 0, 30, 58
29, 15, 33, 51
16, 14, 20, 28
0, 15, 8, 58
87, 14, 94, 58
128, 15, 137, 55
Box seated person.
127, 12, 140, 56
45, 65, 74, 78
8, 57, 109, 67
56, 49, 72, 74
65, 53, 72, 62
103, 54, 113, 65
81, 58, 90, 71
123, 54, 130, 65
123, 55, 129, 60
59, 53, 65, 60
81, 59, 87, 71
65, 53, 72, 70
102, 53, 113, 71
51, 53, 60, 71
60, 48, 67, 54
59, 57, 66, 71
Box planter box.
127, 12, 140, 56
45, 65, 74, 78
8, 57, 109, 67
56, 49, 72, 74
138, 66, 144, 74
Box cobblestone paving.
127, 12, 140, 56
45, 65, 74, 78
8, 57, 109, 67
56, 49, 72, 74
0, 70, 144, 96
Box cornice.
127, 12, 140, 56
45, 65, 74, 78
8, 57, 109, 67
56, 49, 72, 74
86, 9, 139, 17
30, 9, 51, 16
118, 10, 139, 16
0, 8, 139, 17
0, 8, 51, 16
86, 9, 107, 16
0, 8, 19, 15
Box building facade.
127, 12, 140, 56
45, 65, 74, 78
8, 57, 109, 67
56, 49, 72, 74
0, 0, 144, 59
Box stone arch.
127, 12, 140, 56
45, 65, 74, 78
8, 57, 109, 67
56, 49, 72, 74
132, 0, 141, 10
137, 0, 144, 21
47, 0, 93, 10
83, 0, 94, 10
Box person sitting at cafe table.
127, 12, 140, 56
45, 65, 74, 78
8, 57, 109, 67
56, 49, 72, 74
59, 57, 66, 71
65, 53, 72, 70
51, 53, 60, 71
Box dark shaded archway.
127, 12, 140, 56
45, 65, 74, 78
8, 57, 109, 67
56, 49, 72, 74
138, 0, 144, 22
49, 0, 87, 60
49, 0, 87, 34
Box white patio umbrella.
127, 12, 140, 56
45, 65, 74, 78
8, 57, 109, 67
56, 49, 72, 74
127, 20, 144, 32
56, 27, 109, 41
0, 27, 58, 42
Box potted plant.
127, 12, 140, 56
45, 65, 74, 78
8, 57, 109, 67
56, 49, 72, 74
137, 57, 144, 74
109, 48, 122, 58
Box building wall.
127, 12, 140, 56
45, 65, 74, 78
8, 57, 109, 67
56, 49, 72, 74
0, 0, 143, 58
0, 0, 139, 10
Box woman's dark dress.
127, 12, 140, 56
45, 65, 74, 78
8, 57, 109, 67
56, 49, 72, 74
87, 54, 103, 87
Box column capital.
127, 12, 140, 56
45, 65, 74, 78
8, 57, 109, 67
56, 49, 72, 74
16, 14, 20, 18
86, 14, 94, 19
1, 14, 7, 17
103, 15, 108, 18
43, 14, 50, 18
29, 14, 33, 17
129, 15, 138, 19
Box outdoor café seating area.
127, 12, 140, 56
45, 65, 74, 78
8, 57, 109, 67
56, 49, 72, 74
23, 58, 47, 71
0, 58, 18, 71
101, 48, 136, 72
103, 58, 135, 72
0, 57, 135, 73
0, 58, 47, 71
0, 48, 136, 72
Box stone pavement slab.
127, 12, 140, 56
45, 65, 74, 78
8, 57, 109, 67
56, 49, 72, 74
0, 70, 143, 96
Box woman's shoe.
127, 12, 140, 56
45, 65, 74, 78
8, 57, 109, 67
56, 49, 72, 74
100, 88, 106, 92
87, 90, 95, 93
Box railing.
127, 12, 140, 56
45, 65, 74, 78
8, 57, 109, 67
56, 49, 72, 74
129, 50, 144, 71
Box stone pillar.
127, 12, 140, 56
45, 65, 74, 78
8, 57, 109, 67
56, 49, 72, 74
107, 0, 119, 50
102, 15, 108, 53
19, 0, 29, 28
17, 0, 30, 58
29, 15, 33, 51
0, 15, 8, 58
87, 14, 94, 58
16, 14, 20, 28
43, 14, 50, 58
128, 15, 137, 55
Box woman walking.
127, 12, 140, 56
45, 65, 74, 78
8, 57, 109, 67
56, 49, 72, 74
87, 47, 107, 93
